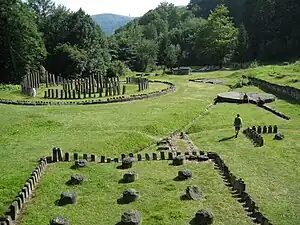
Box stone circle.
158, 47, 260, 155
173, 155, 186, 166
123, 189, 139, 203
178, 169, 192, 180
60, 191, 77, 205
193, 209, 214, 225
123, 171, 137, 183
120, 210, 141, 225
186, 185, 203, 200
50, 216, 70, 225
216, 92, 276, 104
122, 157, 134, 169
70, 174, 86, 185
75, 159, 87, 168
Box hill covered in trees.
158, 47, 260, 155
91, 14, 134, 35
0, 0, 299, 83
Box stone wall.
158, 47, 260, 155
0, 80, 176, 106
249, 77, 300, 102
0, 158, 47, 225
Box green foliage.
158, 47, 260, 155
47, 44, 87, 78
232, 23, 249, 64
195, 5, 238, 66
0, 0, 46, 83
106, 60, 129, 77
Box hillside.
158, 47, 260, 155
91, 13, 134, 35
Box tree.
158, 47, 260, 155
106, 60, 129, 77
134, 40, 158, 72
0, 0, 46, 83
46, 44, 87, 78
196, 5, 238, 67
27, 0, 55, 31
165, 44, 180, 69
232, 23, 249, 66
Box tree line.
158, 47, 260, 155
1, 0, 299, 83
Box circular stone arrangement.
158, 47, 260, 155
189, 78, 225, 84
216, 92, 276, 104
0, 80, 176, 106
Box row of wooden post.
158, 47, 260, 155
126, 77, 149, 91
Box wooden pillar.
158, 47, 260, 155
46, 71, 49, 88
96, 73, 100, 94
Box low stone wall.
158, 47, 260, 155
249, 77, 300, 103
0, 158, 47, 225
49, 147, 205, 164
207, 152, 274, 225
0, 80, 176, 106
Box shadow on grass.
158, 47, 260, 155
173, 176, 190, 181
218, 135, 235, 142
65, 180, 73, 186
118, 179, 133, 184
116, 165, 126, 170
69, 165, 78, 170
117, 198, 131, 205
55, 199, 67, 207
180, 195, 190, 201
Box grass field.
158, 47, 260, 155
19, 161, 253, 225
0, 63, 299, 225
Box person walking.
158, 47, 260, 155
234, 114, 242, 138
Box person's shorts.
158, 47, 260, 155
235, 126, 241, 131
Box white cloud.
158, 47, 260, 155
53, 0, 190, 17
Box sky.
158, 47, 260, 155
52, 0, 190, 17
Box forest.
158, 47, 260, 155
1, 0, 300, 83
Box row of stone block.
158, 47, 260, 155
0, 158, 47, 225
251, 125, 278, 134
207, 152, 273, 225
243, 128, 264, 147
50, 148, 207, 164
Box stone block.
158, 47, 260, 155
145, 153, 150, 161
152, 152, 157, 160
160, 152, 165, 160
83, 154, 88, 161
74, 153, 79, 161
64, 152, 70, 162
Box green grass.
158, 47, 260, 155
0, 63, 299, 225
230, 60, 300, 88
20, 161, 252, 225
0, 81, 169, 101
187, 97, 300, 225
